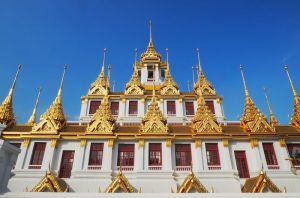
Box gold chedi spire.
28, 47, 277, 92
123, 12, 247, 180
87, 49, 110, 95
32, 65, 67, 133
0, 64, 21, 128
86, 88, 116, 134
27, 87, 42, 126
191, 84, 222, 134
263, 87, 279, 126
239, 65, 275, 133
160, 48, 180, 95
193, 49, 216, 95
284, 65, 300, 129
140, 67, 168, 134
125, 48, 144, 95
140, 20, 161, 62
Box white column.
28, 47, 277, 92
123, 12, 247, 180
220, 143, 233, 170
42, 141, 55, 170
250, 145, 264, 172
176, 100, 183, 118
163, 141, 172, 171
275, 141, 290, 170
136, 141, 144, 171
15, 143, 29, 170
73, 142, 86, 171
102, 141, 113, 171
193, 142, 203, 171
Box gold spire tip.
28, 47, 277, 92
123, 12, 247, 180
239, 64, 249, 96
149, 20, 152, 42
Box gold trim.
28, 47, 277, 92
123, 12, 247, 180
195, 139, 201, 148
222, 139, 229, 147
51, 139, 58, 148
80, 139, 87, 148
139, 139, 144, 148
178, 171, 208, 193
105, 170, 134, 193
250, 139, 258, 148
279, 138, 286, 147
166, 139, 172, 147
108, 139, 114, 147
23, 138, 30, 148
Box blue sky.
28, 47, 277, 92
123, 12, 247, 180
0, 0, 299, 124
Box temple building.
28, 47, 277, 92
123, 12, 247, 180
1, 22, 300, 195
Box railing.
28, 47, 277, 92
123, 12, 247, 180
148, 166, 162, 171
176, 166, 191, 171
294, 166, 300, 170
267, 165, 280, 170
28, 165, 42, 169
208, 166, 222, 170
88, 165, 102, 170
117, 166, 134, 171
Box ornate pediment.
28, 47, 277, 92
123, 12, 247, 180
125, 69, 144, 95
31, 170, 68, 192
105, 171, 134, 193
178, 172, 208, 193
160, 70, 179, 95
193, 70, 216, 96
291, 96, 300, 129
86, 95, 116, 134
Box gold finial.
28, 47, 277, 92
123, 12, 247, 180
152, 64, 155, 96
9, 64, 22, 96
101, 48, 107, 73
134, 48, 138, 70
107, 64, 111, 87
192, 66, 195, 85
263, 87, 279, 126
112, 80, 116, 92
196, 48, 202, 74
188, 80, 191, 92
27, 87, 42, 125
58, 64, 67, 97
284, 65, 297, 97
149, 20, 152, 44
240, 64, 249, 97
166, 48, 169, 71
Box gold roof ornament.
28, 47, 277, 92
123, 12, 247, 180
284, 65, 300, 129
193, 49, 216, 96
239, 65, 275, 133
160, 48, 180, 95
263, 87, 279, 126
31, 168, 68, 192
87, 49, 110, 95
178, 170, 208, 193
0, 64, 21, 128
140, 20, 162, 63
140, 71, 168, 134
27, 87, 42, 126
125, 48, 144, 95
242, 170, 281, 193
32, 65, 67, 133
105, 168, 134, 193
191, 84, 222, 134
86, 87, 116, 134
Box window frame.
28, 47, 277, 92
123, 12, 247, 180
29, 142, 46, 168
175, 144, 192, 167
117, 144, 135, 167
167, 101, 176, 116
262, 142, 278, 166
88, 100, 101, 115
110, 101, 119, 116
88, 143, 104, 166
205, 143, 221, 166
148, 143, 162, 166
185, 101, 195, 116
128, 100, 138, 116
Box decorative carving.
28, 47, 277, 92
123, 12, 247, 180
284, 65, 300, 129
27, 87, 42, 126
86, 94, 116, 134
51, 139, 58, 148
195, 139, 201, 148
23, 138, 30, 148
108, 139, 114, 147
32, 66, 67, 133
87, 49, 110, 95
279, 138, 286, 147
80, 139, 87, 148
250, 139, 258, 148
239, 65, 275, 133
0, 65, 21, 128
178, 171, 208, 193
31, 169, 68, 192
138, 139, 144, 148
105, 169, 134, 193
242, 171, 282, 193
191, 90, 222, 134
222, 139, 229, 147
166, 139, 172, 147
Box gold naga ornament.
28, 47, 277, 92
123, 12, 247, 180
284, 65, 300, 130
140, 20, 161, 63
27, 87, 42, 126
263, 87, 279, 126
0, 64, 21, 128
191, 85, 222, 134
125, 49, 144, 95
87, 49, 110, 95
160, 48, 180, 95
193, 49, 216, 96
239, 65, 275, 133
32, 65, 67, 133
86, 89, 116, 134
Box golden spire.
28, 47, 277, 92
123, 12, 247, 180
86, 86, 116, 134
0, 64, 21, 127
191, 85, 222, 134
140, 20, 161, 62
284, 65, 300, 129
193, 49, 216, 95
160, 48, 179, 95
32, 65, 67, 133
263, 87, 279, 126
125, 48, 144, 95
87, 49, 109, 95
27, 87, 42, 126
140, 65, 168, 134
239, 65, 275, 133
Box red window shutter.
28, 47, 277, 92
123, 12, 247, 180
205, 101, 215, 114
167, 101, 176, 115
110, 102, 119, 115
30, 142, 46, 166
129, 101, 138, 115
175, 144, 191, 166
89, 101, 101, 114
206, 143, 220, 166
185, 102, 194, 115
234, 151, 250, 178
262, 143, 278, 165
88, 143, 104, 166
287, 144, 300, 166
118, 144, 135, 166
59, 151, 75, 178
149, 143, 162, 166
